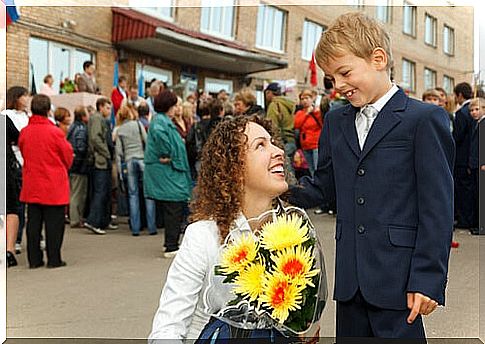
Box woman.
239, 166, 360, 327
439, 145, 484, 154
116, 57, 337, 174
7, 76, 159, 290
172, 97, 192, 142
39, 74, 56, 96
2, 86, 31, 254
115, 104, 156, 236
19, 94, 73, 268
233, 87, 265, 117
54, 107, 72, 136
293, 90, 322, 177
144, 90, 192, 257
149, 115, 289, 340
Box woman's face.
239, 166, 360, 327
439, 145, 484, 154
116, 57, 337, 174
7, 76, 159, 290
300, 95, 313, 109
17, 94, 30, 111
243, 122, 288, 200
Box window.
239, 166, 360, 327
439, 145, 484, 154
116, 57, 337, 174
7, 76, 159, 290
204, 77, 233, 95
347, 0, 364, 7
29, 37, 93, 94
376, 0, 391, 23
424, 68, 437, 90
443, 25, 455, 55
200, 0, 235, 39
256, 4, 286, 52
401, 59, 416, 92
443, 75, 455, 94
403, 2, 416, 36
424, 14, 437, 46
133, 0, 175, 21
131, 0, 174, 21
301, 20, 324, 61
136, 63, 173, 88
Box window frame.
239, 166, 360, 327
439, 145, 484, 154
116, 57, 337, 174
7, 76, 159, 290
424, 13, 437, 47
376, 0, 392, 23
204, 77, 233, 95
130, 0, 175, 22
402, 1, 416, 37
29, 36, 94, 94
401, 58, 416, 93
200, 0, 236, 40
443, 25, 455, 56
424, 67, 437, 90
443, 75, 455, 95
255, 4, 287, 54
301, 19, 325, 61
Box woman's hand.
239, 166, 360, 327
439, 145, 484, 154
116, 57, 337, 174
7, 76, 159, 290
159, 157, 171, 164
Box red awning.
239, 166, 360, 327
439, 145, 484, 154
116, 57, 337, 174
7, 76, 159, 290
112, 7, 248, 51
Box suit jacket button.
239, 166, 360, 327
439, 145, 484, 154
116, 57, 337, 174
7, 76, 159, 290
357, 168, 365, 176
357, 197, 365, 205
357, 224, 365, 234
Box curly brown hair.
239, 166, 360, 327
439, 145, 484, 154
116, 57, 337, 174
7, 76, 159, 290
190, 115, 282, 242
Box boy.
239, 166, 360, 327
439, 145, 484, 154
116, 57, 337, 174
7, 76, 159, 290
289, 13, 454, 341
468, 98, 485, 235
422, 88, 441, 106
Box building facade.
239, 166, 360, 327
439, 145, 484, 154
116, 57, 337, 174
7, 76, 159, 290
5, 2, 474, 103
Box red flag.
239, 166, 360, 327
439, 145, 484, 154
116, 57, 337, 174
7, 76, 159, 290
309, 52, 318, 87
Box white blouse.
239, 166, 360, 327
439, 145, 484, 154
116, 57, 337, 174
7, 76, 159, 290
148, 215, 250, 343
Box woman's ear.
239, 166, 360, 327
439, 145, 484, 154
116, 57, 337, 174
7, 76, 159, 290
372, 47, 388, 71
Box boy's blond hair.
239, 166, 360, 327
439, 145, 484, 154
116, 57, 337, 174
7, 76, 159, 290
469, 97, 485, 109
315, 12, 393, 73
422, 88, 441, 101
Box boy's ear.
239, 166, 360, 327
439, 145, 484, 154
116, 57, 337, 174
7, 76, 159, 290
371, 48, 388, 71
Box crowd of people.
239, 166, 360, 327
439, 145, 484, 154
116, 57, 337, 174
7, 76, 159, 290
3, 52, 484, 269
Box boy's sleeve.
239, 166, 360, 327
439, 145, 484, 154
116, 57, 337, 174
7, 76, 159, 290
288, 113, 334, 208
407, 107, 455, 305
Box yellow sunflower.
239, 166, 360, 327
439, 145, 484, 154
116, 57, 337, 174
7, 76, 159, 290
220, 233, 258, 274
260, 273, 304, 323
233, 261, 267, 302
259, 214, 309, 251
272, 246, 320, 287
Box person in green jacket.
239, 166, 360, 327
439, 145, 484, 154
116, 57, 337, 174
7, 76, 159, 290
144, 90, 192, 258
264, 82, 297, 183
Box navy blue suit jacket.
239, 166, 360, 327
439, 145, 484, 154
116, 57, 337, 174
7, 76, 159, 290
290, 89, 455, 310
453, 101, 473, 168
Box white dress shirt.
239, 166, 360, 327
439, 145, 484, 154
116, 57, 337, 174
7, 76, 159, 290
149, 215, 251, 342
355, 84, 399, 149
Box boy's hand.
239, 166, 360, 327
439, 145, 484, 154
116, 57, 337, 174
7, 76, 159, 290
407, 292, 438, 323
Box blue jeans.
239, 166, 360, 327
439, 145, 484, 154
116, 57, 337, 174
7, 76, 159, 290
303, 148, 319, 177
127, 159, 156, 234
86, 169, 112, 229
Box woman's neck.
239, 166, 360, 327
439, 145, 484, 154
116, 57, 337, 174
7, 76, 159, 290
242, 194, 273, 220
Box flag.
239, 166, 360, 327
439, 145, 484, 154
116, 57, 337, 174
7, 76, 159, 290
111, 60, 119, 128
4, 0, 19, 27
30, 63, 37, 95
138, 65, 145, 97
309, 51, 318, 87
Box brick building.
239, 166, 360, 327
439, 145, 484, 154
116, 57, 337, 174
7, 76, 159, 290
5, 2, 474, 103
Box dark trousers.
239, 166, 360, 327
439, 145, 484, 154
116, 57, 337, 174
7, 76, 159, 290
336, 290, 426, 343
26, 203, 66, 267
155, 200, 185, 252
454, 166, 474, 227
86, 168, 112, 228
470, 168, 479, 228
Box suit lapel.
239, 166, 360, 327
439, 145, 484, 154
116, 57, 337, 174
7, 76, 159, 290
340, 105, 361, 158
358, 89, 407, 163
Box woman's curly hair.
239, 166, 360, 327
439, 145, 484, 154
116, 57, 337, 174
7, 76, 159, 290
190, 115, 282, 242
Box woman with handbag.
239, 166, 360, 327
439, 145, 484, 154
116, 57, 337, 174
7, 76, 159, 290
115, 104, 157, 236
149, 115, 323, 342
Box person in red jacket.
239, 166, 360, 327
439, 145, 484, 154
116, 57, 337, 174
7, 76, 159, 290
19, 94, 74, 268
111, 76, 128, 116
294, 89, 322, 176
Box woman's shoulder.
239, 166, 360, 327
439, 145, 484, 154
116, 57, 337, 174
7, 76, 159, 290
184, 220, 220, 243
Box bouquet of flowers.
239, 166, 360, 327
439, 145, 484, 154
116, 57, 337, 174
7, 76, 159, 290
60, 77, 76, 94
200, 202, 327, 340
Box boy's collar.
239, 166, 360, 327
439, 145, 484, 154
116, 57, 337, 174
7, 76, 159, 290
363, 84, 399, 113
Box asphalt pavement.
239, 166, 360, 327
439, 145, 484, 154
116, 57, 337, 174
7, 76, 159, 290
6, 212, 484, 341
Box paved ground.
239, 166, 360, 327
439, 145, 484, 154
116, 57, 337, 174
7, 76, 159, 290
6, 212, 484, 341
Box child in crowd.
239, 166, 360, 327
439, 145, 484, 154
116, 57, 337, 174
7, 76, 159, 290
422, 88, 441, 106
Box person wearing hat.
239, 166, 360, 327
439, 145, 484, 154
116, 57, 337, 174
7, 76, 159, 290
264, 82, 296, 182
